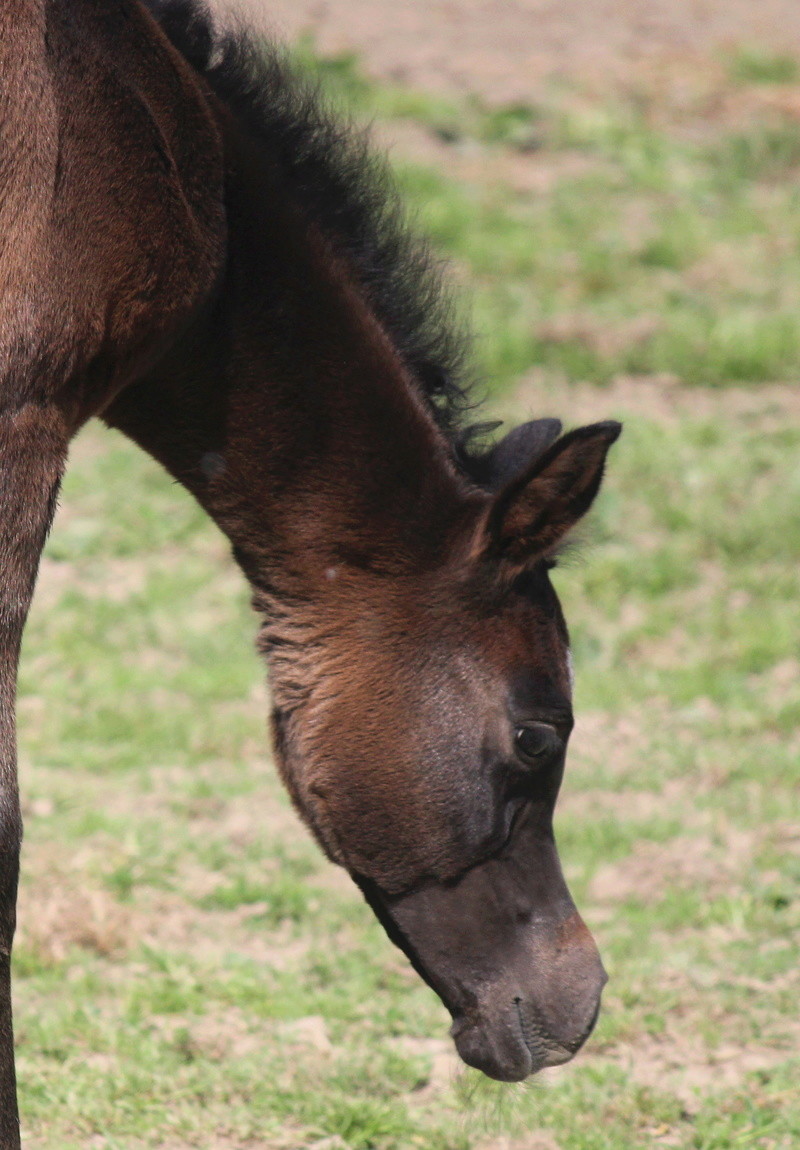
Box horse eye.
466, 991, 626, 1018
514, 723, 559, 766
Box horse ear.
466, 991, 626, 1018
477, 421, 622, 571
482, 418, 562, 491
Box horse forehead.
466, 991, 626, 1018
389, 605, 569, 712
335, 577, 569, 696
468, 594, 569, 670
462, 599, 573, 708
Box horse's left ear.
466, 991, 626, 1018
476, 421, 622, 571
482, 417, 563, 490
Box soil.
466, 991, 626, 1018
221, 0, 800, 104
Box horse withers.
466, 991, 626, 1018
0, 0, 619, 1140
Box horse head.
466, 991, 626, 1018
265, 419, 620, 1081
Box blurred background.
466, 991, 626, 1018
15, 3, 800, 1148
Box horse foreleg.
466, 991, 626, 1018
0, 404, 68, 1149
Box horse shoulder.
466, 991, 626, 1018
0, 0, 226, 421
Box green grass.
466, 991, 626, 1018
13, 43, 800, 1150
727, 47, 800, 85
296, 43, 800, 392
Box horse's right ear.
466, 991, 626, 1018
472, 421, 622, 575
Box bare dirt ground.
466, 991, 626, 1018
219, 0, 800, 104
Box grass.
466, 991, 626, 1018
297, 42, 800, 392
13, 39, 800, 1150
727, 48, 800, 86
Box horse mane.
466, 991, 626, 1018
143, 0, 488, 469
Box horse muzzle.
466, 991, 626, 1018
449, 949, 606, 1082
355, 804, 607, 1082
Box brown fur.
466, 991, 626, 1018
0, 2, 621, 1142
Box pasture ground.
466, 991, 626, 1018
233, 0, 800, 105
14, 14, 800, 1150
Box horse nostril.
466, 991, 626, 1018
561, 995, 602, 1054
586, 995, 602, 1036
514, 974, 604, 1063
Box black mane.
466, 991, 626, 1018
143, 0, 482, 459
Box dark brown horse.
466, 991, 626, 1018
0, 0, 620, 1143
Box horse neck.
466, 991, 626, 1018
105, 117, 477, 600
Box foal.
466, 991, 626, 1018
0, 0, 620, 1142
